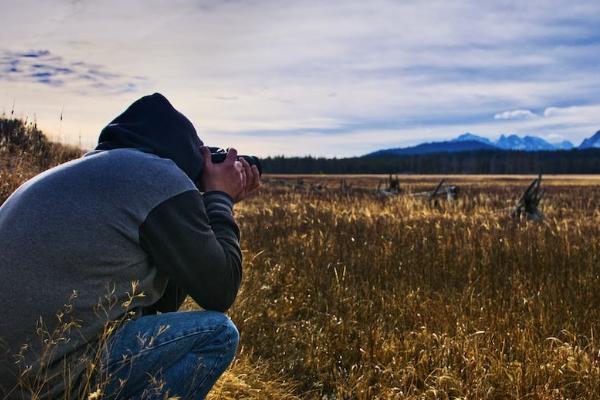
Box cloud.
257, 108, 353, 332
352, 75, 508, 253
494, 109, 538, 120
0, 49, 147, 95
1, 0, 600, 155
543, 107, 561, 117
541, 106, 588, 118
544, 133, 566, 143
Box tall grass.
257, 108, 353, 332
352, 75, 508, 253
2, 118, 599, 398
221, 183, 600, 399
0, 117, 81, 204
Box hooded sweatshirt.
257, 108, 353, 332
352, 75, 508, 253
0, 93, 242, 399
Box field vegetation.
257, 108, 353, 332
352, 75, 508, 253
2, 117, 600, 399
0, 117, 81, 203
210, 175, 600, 399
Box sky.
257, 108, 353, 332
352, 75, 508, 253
1, 0, 600, 157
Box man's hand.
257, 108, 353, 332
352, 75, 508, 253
199, 146, 261, 203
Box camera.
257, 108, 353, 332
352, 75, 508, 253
209, 147, 262, 176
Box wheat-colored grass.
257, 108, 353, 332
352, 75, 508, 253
2, 118, 599, 399
217, 178, 600, 399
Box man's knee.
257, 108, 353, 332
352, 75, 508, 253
223, 316, 239, 346
218, 315, 239, 363
190, 311, 239, 360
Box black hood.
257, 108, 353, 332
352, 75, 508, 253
96, 93, 204, 181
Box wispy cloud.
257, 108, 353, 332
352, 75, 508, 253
494, 110, 539, 120
0, 49, 147, 95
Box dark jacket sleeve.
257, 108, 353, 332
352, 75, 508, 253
141, 279, 187, 315
139, 190, 242, 313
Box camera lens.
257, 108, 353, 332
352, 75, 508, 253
210, 152, 262, 176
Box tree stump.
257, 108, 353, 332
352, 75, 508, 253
377, 174, 401, 197
511, 174, 544, 221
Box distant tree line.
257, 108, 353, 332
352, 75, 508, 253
261, 149, 600, 174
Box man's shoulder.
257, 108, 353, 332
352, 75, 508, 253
89, 149, 192, 180
85, 148, 174, 167
84, 148, 198, 199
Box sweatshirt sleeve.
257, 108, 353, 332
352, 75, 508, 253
139, 190, 242, 313
141, 279, 187, 315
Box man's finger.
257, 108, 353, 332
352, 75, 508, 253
246, 163, 258, 191
225, 148, 238, 164
242, 166, 260, 198
240, 158, 253, 188
233, 160, 243, 172
200, 146, 212, 167
250, 165, 261, 190
240, 167, 247, 192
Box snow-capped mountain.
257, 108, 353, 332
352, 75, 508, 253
452, 133, 495, 146
367, 140, 496, 157
579, 130, 600, 149
455, 133, 573, 151
365, 132, 585, 157
554, 141, 575, 150
496, 135, 557, 151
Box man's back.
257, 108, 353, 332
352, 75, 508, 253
0, 148, 196, 396
0, 93, 252, 399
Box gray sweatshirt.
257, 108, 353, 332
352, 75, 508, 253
0, 94, 242, 398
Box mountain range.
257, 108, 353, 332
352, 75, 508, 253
367, 130, 600, 157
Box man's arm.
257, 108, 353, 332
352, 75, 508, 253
139, 190, 242, 313
141, 280, 187, 314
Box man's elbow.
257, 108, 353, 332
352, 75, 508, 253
194, 257, 241, 312
183, 246, 241, 312
195, 286, 238, 313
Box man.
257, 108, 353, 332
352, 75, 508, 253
0, 93, 260, 399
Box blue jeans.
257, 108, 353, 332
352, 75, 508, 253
98, 311, 239, 399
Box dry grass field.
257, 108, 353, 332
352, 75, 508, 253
203, 174, 600, 399
2, 119, 600, 399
